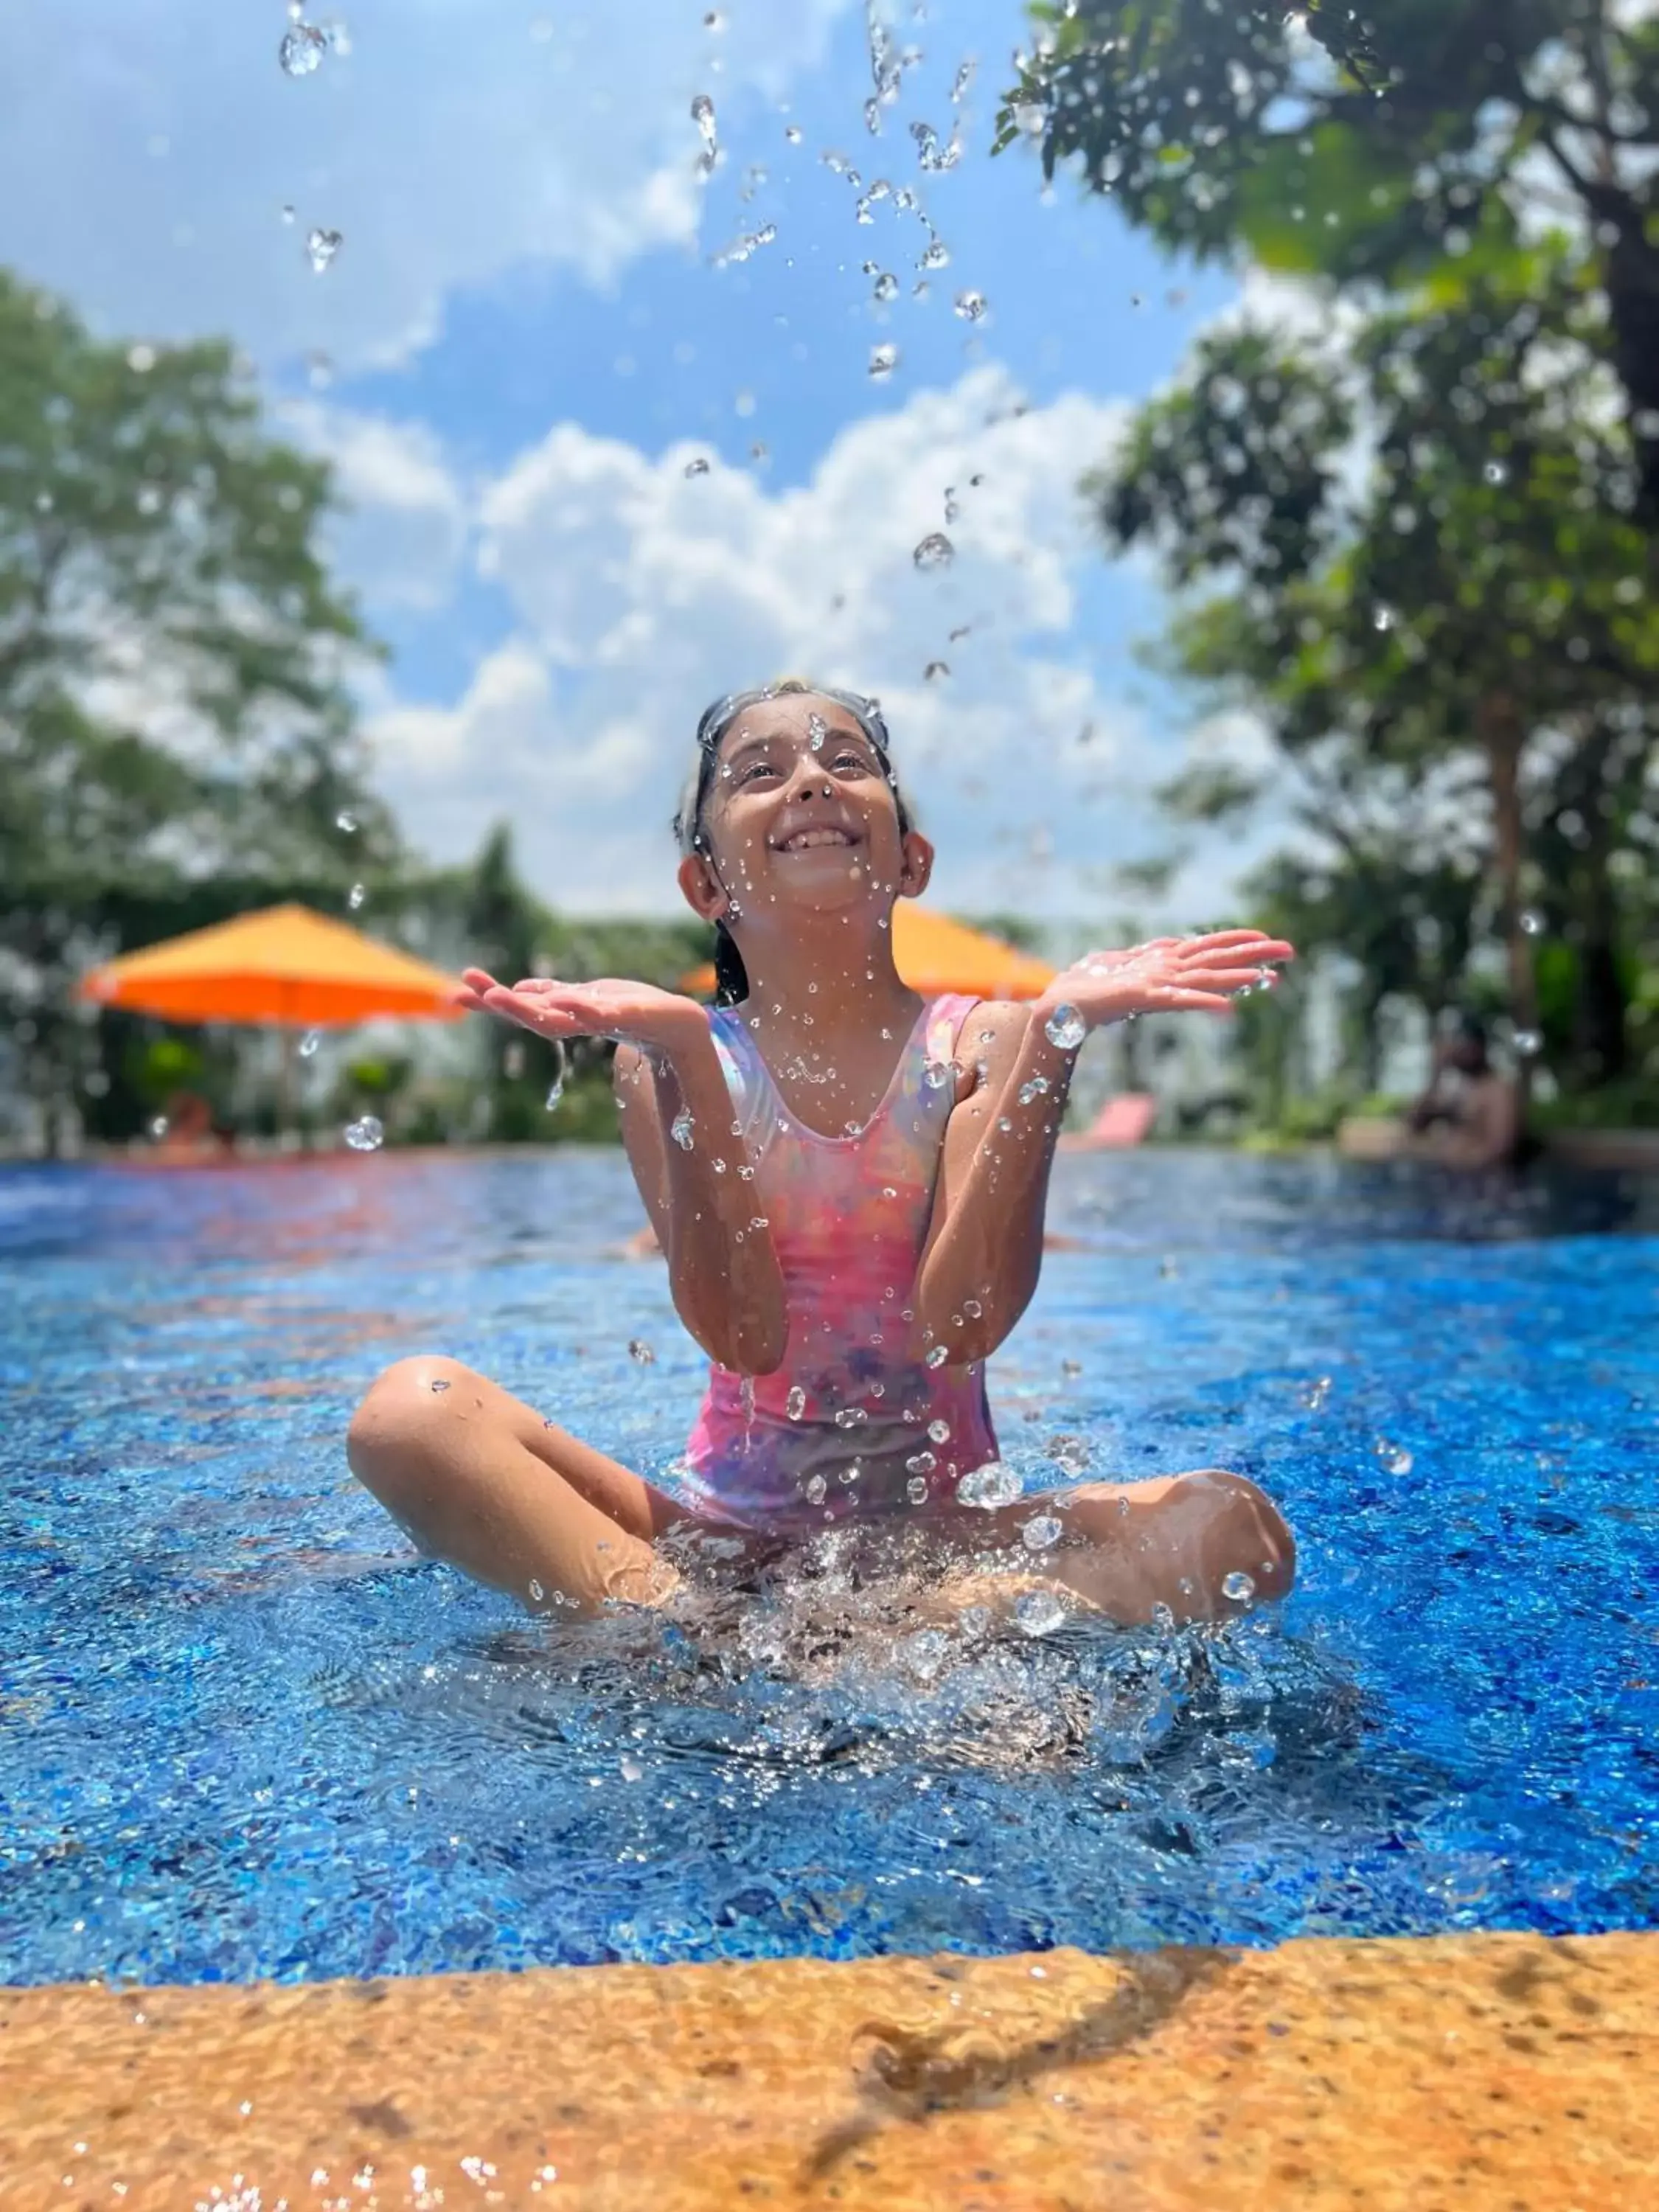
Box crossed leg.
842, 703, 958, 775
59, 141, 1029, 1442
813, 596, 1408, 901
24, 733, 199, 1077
922, 1470, 1295, 1629
346, 1355, 703, 1616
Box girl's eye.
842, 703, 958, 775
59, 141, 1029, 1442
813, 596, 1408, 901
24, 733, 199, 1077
831, 750, 870, 773
737, 759, 782, 783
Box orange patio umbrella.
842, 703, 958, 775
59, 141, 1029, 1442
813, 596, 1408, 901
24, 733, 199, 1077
680, 902, 1057, 1000
77, 902, 466, 1027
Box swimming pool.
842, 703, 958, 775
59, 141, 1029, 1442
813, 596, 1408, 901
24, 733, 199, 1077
3, 1150, 1655, 1987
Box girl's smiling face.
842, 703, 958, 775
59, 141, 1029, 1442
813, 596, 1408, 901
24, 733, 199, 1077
684, 690, 931, 924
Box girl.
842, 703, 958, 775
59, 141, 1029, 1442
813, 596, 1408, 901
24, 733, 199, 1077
347, 681, 1297, 1627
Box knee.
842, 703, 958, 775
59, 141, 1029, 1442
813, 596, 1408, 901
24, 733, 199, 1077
1189, 1469, 1295, 1606
347, 1355, 470, 1484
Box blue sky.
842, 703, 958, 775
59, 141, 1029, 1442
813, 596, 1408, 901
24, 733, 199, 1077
0, 0, 1283, 922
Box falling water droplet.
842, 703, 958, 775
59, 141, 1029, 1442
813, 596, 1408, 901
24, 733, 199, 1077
306, 227, 342, 274
957, 1461, 1021, 1508
1375, 1438, 1414, 1475
1512, 1029, 1542, 1058
684, 456, 710, 477
1484, 459, 1509, 486
804, 1472, 828, 1504
1519, 910, 1543, 936
1372, 603, 1397, 633
918, 238, 951, 271
1043, 1004, 1087, 1050
148, 1115, 170, 1142
544, 1038, 568, 1112
834, 1405, 868, 1428
928, 1418, 950, 1444
1222, 1568, 1256, 1603
953, 289, 987, 321
950, 59, 975, 102
690, 91, 718, 172
907, 1475, 930, 1504
279, 21, 327, 75
299, 1029, 321, 1059
925, 1344, 950, 1368
872, 270, 899, 302
869, 341, 899, 378
628, 1339, 656, 1365
785, 123, 802, 144
922, 1057, 953, 1088
347, 882, 365, 910
913, 531, 954, 570
785, 1384, 807, 1420
1021, 1514, 1063, 1552
335, 810, 358, 833
924, 660, 949, 680
671, 1107, 695, 1150
344, 1115, 384, 1152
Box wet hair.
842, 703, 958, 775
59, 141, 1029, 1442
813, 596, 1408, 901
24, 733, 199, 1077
672, 679, 916, 1006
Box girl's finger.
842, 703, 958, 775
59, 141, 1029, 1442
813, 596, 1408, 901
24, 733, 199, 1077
1180, 933, 1295, 959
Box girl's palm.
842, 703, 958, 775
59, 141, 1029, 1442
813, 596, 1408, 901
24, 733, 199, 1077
456, 969, 705, 1053
1046, 930, 1295, 1031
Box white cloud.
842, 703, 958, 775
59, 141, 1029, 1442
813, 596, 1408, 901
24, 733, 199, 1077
282, 400, 471, 608
0, 0, 850, 372
359, 364, 1161, 915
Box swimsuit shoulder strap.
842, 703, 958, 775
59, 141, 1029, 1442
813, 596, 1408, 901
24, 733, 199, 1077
923, 992, 984, 1066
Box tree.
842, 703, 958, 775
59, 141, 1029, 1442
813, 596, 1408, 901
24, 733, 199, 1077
0, 271, 395, 1147
1000, 0, 1659, 523
1088, 267, 1659, 1101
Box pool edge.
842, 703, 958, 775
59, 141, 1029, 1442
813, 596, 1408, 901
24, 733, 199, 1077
4, 1929, 1654, 2208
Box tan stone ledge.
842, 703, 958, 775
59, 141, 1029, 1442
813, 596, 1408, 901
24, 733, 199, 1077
3, 1930, 1655, 2211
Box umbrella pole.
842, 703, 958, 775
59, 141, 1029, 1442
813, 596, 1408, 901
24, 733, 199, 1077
279, 1026, 298, 1139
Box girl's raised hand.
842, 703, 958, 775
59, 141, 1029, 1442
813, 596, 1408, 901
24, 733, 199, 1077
1035, 930, 1296, 1037
456, 970, 708, 1057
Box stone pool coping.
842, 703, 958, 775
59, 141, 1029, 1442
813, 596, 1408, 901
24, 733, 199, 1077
3, 1930, 1652, 2208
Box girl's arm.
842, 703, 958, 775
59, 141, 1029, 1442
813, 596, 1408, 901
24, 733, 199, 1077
915, 931, 1296, 1366
613, 1034, 788, 1376
913, 1001, 1075, 1368
456, 967, 787, 1374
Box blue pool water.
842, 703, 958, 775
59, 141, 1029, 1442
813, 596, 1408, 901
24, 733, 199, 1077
2, 1149, 1655, 1987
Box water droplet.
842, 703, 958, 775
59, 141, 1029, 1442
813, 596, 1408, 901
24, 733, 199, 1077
1372, 603, 1396, 633
953, 289, 987, 321
691, 91, 717, 141
1520, 909, 1543, 936
922, 1057, 953, 1089
913, 531, 955, 570
1300, 1375, 1331, 1411
834, 1405, 868, 1428
335, 809, 358, 835
684, 456, 710, 477
299, 1029, 321, 1059
279, 21, 327, 75
1017, 1075, 1050, 1105
430, 1377, 451, 1394
1222, 1568, 1256, 1603
950, 59, 975, 102
1014, 1588, 1067, 1636
347, 881, 366, 910
306, 227, 342, 274
957, 1460, 1021, 1508
1021, 1514, 1063, 1552
545, 1039, 568, 1112
906, 1450, 937, 1476
1043, 1003, 1087, 1051
1484, 459, 1509, 486
907, 1475, 930, 1504
869, 341, 899, 378
1513, 1029, 1542, 1057
807, 710, 828, 752
786, 1385, 807, 1420
703, 7, 723, 27
280, 204, 296, 226
1375, 1438, 1414, 1475
872, 270, 899, 302
804, 1473, 827, 1504
344, 1115, 384, 1152
671, 1107, 695, 1150
927, 1419, 951, 1444
924, 659, 949, 681
785, 123, 802, 143
620, 1756, 644, 1784
918, 238, 951, 271
628, 1339, 655, 1365
925, 1344, 950, 1369
147, 1115, 170, 1142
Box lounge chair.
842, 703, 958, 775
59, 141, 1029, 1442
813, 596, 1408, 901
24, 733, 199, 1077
1057, 1093, 1157, 1152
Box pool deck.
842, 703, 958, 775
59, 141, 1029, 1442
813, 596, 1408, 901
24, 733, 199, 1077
4, 1930, 1654, 2209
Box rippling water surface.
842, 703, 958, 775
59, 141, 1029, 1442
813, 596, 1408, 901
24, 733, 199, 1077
2, 1149, 1655, 1984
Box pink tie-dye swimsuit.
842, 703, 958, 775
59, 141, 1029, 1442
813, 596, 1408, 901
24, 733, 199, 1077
681, 992, 1001, 1528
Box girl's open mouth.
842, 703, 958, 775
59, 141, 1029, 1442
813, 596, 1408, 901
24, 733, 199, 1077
774, 827, 858, 852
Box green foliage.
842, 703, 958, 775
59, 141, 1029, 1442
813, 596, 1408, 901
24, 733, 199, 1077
1087, 261, 1659, 1110
0, 271, 394, 1150
1001, 0, 1659, 515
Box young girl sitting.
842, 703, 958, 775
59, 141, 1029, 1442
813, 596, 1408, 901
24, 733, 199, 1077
347, 681, 1297, 1627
